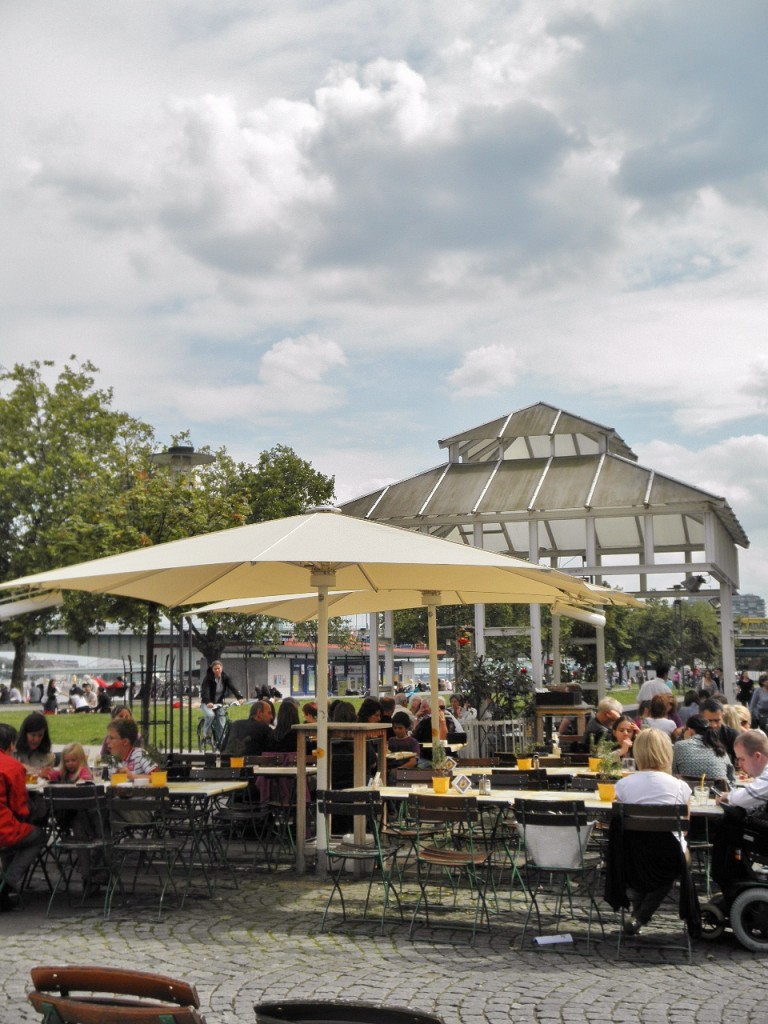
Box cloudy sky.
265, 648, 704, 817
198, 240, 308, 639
2, 1, 767, 596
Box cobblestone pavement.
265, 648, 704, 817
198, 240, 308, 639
2, 869, 764, 1024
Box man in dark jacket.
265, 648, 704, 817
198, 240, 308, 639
223, 701, 274, 756
200, 661, 242, 746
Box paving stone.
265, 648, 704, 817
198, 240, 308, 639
2, 873, 766, 1024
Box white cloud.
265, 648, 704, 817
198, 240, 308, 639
2, 0, 768, 600
446, 344, 521, 398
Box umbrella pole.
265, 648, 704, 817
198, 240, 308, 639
312, 571, 335, 873
424, 594, 441, 738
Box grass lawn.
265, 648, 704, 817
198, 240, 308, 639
0, 695, 364, 750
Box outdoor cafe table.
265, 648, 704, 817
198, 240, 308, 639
293, 722, 390, 873
370, 784, 724, 817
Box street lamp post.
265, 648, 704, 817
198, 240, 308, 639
146, 442, 216, 751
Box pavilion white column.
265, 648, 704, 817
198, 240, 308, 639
383, 611, 394, 693
719, 583, 736, 702
529, 520, 543, 685
473, 523, 487, 656
368, 613, 379, 696
596, 625, 606, 701
551, 614, 561, 685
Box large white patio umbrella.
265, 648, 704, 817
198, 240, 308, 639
0, 507, 600, 802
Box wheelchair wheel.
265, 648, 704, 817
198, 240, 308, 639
730, 887, 768, 951
699, 899, 726, 941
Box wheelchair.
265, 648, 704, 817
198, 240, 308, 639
700, 817, 768, 951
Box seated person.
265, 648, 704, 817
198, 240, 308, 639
69, 691, 89, 713
105, 719, 156, 779
14, 712, 56, 777
302, 701, 318, 725
713, 730, 768, 894
583, 698, 622, 751
99, 706, 143, 758
387, 711, 420, 774
0, 723, 45, 910
271, 700, 300, 753
644, 695, 677, 734
47, 743, 94, 784
412, 699, 460, 746
672, 714, 732, 783
610, 729, 693, 934
223, 700, 274, 757
330, 701, 376, 789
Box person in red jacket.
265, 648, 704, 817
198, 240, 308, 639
0, 723, 45, 910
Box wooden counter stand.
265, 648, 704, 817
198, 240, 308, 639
293, 722, 390, 873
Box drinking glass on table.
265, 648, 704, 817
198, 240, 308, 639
621, 758, 636, 773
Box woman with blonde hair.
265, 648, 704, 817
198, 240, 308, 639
722, 704, 752, 733
612, 729, 692, 935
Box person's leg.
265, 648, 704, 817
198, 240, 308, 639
712, 816, 754, 894
2, 827, 45, 892
201, 703, 216, 738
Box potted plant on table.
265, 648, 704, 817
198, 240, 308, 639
595, 737, 623, 802
515, 745, 537, 772
430, 739, 452, 794
144, 743, 169, 787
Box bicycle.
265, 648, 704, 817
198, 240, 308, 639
197, 700, 242, 753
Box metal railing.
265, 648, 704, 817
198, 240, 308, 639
462, 717, 535, 758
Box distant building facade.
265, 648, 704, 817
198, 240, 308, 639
734, 593, 766, 619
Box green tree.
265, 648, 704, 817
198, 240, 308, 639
0, 358, 154, 684
239, 444, 335, 522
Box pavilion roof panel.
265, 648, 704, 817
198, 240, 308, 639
589, 456, 651, 510
476, 459, 550, 513
422, 463, 495, 515
532, 457, 597, 510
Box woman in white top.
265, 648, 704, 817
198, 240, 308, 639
614, 729, 692, 934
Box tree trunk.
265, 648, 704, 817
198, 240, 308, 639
11, 636, 27, 689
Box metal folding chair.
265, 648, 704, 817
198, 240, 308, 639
407, 793, 497, 945
515, 798, 604, 951
316, 789, 402, 933
44, 784, 114, 919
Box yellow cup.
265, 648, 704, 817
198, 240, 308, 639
111, 772, 129, 787
588, 757, 601, 773
26, 774, 38, 785
150, 770, 168, 787
432, 776, 451, 794
230, 757, 245, 768
597, 782, 616, 802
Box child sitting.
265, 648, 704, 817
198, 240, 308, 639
48, 743, 93, 784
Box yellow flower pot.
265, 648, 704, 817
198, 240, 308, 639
588, 757, 601, 773
111, 772, 128, 787
150, 770, 168, 787
516, 758, 533, 771
597, 782, 616, 802
432, 776, 451, 794
229, 757, 245, 768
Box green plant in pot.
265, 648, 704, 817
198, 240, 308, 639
515, 744, 537, 770
595, 734, 622, 800
431, 739, 452, 793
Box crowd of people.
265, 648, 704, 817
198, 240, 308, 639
568, 664, 768, 933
